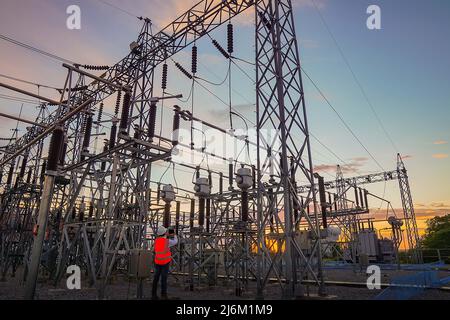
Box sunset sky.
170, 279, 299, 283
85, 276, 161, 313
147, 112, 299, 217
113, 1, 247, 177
0, 0, 449, 237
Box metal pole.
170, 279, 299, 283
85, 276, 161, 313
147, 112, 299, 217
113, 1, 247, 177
0, 112, 47, 128
23, 174, 55, 299
23, 127, 64, 299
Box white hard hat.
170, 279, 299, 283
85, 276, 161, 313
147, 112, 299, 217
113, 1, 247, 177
157, 225, 167, 236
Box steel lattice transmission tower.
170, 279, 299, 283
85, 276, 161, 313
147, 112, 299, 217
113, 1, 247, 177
1, 0, 328, 299
255, 0, 324, 298
397, 154, 422, 264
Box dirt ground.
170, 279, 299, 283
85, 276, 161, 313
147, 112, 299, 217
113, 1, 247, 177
1, 267, 450, 300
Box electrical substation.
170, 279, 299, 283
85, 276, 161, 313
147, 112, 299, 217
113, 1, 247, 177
0, 0, 448, 301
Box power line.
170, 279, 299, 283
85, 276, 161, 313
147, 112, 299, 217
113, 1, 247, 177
0, 34, 77, 65
173, 59, 256, 127
0, 73, 59, 90
198, 59, 254, 106
309, 132, 349, 166
196, 53, 357, 173
310, 0, 399, 153
198, 41, 379, 178
196, 70, 230, 86
175, 42, 372, 175
0, 94, 41, 105
301, 66, 385, 171
231, 44, 386, 173
197, 62, 355, 175
228, 56, 364, 172
94, 0, 142, 19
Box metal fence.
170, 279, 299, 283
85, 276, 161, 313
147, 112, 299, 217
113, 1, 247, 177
421, 248, 450, 264
398, 248, 450, 264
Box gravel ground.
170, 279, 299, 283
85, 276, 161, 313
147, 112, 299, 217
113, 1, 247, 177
1, 267, 450, 300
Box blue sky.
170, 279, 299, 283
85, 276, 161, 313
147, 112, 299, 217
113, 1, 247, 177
295, 0, 450, 212
0, 0, 449, 229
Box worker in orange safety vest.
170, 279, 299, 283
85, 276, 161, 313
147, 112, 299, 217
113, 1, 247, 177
151, 225, 178, 300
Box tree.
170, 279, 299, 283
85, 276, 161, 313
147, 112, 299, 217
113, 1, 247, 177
422, 214, 450, 249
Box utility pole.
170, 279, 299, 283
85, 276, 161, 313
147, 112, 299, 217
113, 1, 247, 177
24, 127, 64, 299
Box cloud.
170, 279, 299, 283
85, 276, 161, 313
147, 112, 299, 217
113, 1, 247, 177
144, 0, 254, 29
433, 140, 448, 145
413, 209, 449, 219
351, 157, 369, 162
139, 0, 327, 30
314, 164, 337, 173
314, 157, 369, 174
414, 203, 426, 208
429, 202, 450, 209
401, 154, 413, 160
414, 201, 450, 210
368, 208, 449, 241
432, 153, 449, 159
369, 207, 449, 224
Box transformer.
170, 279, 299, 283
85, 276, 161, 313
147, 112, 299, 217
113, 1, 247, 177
357, 230, 379, 262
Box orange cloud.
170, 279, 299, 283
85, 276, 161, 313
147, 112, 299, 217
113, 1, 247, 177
432, 153, 449, 159
428, 202, 450, 209
370, 208, 448, 224
433, 140, 448, 145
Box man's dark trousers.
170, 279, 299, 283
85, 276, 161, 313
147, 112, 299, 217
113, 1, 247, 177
152, 263, 169, 297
